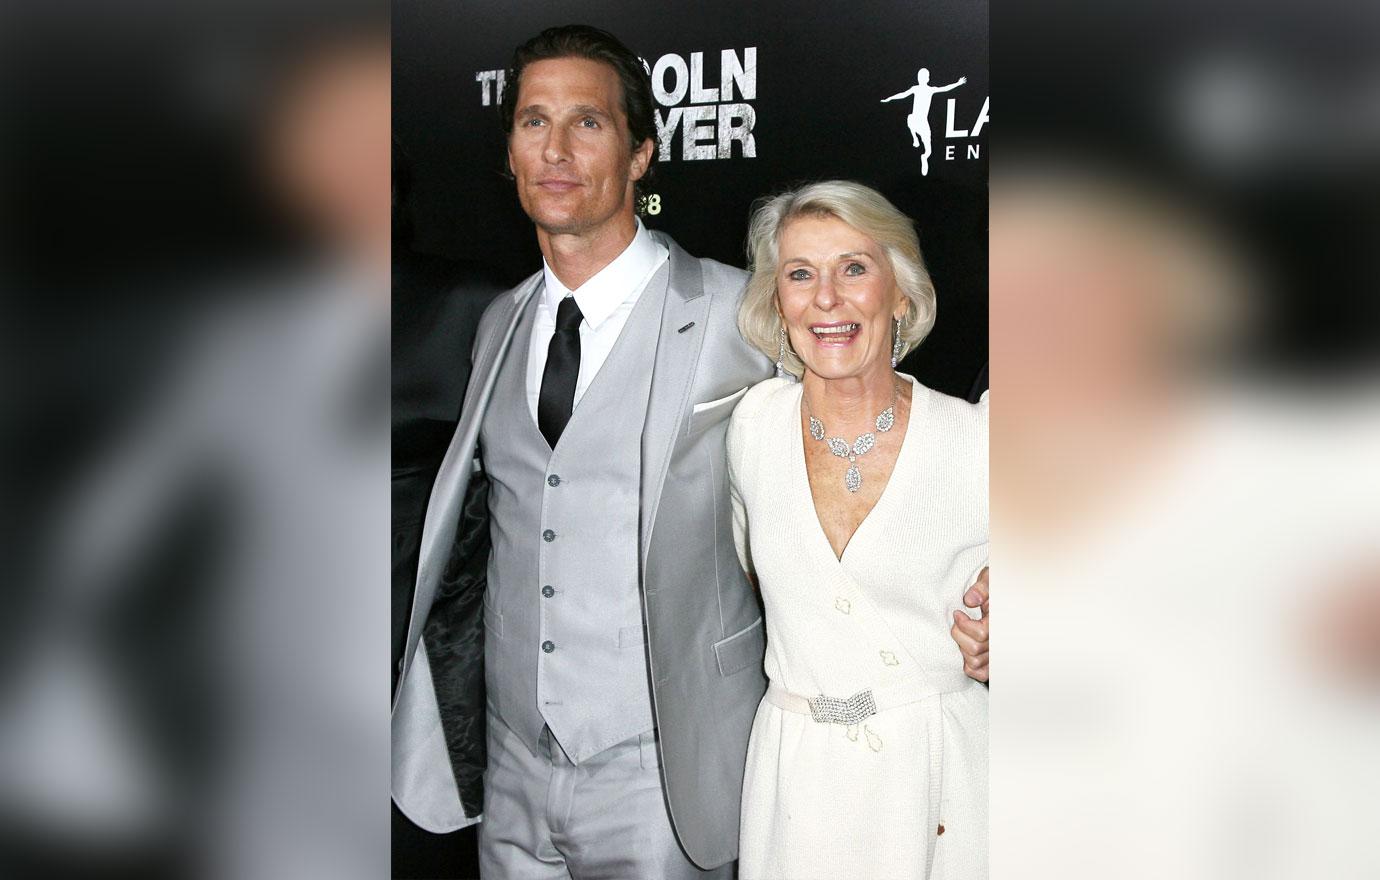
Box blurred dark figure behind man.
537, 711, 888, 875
390, 139, 509, 879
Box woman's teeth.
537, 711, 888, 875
811, 323, 860, 337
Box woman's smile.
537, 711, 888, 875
809, 321, 862, 345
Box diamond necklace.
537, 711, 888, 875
804, 382, 900, 493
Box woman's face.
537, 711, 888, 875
776, 214, 906, 383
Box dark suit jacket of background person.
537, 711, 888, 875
392, 250, 509, 820
968, 361, 989, 404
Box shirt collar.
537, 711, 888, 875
541, 219, 664, 329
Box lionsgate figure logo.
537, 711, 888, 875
474, 47, 757, 163
881, 67, 988, 175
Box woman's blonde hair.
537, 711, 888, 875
739, 180, 937, 377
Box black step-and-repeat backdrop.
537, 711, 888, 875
395, 0, 987, 397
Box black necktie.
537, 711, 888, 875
538, 295, 583, 448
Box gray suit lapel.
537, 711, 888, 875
394, 274, 541, 709
639, 234, 711, 561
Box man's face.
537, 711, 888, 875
507, 57, 651, 238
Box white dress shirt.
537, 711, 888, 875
526, 220, 669, 423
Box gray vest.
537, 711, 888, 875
479, 264, 668, 763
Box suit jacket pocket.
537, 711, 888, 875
712, 617, 765, 677
688, 386, 749, 432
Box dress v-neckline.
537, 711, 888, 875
794, 376, 919, 564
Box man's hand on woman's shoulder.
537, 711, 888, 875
952, 567, 989, 683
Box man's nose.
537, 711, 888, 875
542, 126, 571, 165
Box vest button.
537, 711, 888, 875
542, 529, 556, 542
547, 474, 561, 487
541, 585, 555, 598
541, 640, 555, 654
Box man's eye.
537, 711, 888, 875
788, 268, 812, 281
580, 117, 599, 128
523, 118, 544, 128
843, 262, 866, 276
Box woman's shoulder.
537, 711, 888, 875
727, 377, 797, 474
907, 375, 988, 445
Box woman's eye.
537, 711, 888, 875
788, 268, 812, 281
843, 261, 866, 276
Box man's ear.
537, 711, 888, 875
629, 137, 654, 181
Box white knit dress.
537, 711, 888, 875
728, 375, 989, 880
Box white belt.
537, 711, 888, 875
765, 670, 970, 725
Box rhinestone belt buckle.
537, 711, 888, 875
807, 689, 878, 725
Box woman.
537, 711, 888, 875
729, 181, 988, 879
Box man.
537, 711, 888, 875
392, 24, 989, 878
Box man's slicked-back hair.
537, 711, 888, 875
500, 24, 658, 201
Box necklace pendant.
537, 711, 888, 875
875, 406, 895, 433
844, 464, 862, 493
809, 416, 825, 441
851, 432, 876, 456
826, 437, 851, 458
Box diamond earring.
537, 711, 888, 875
775, 324, 788, 378
891, 318, 903, 370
